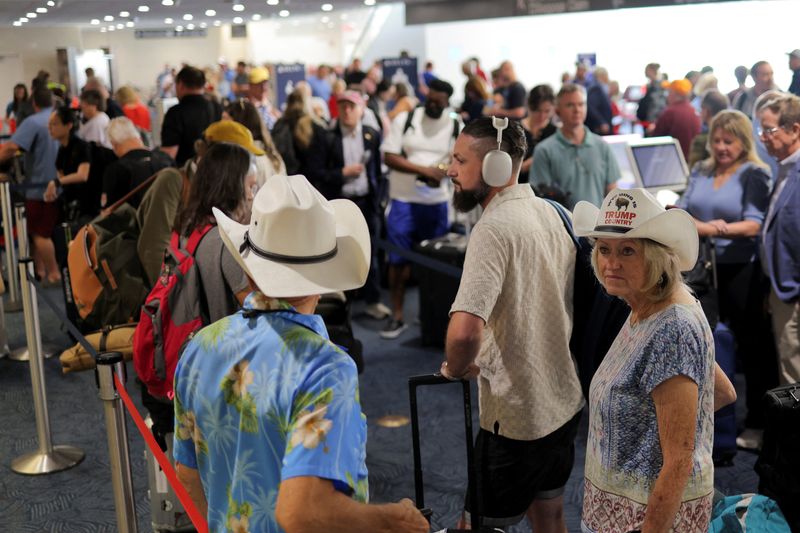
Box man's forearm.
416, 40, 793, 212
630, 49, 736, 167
445, 334, 481, 376
285, 498, 403, 533
175, 462, 208, 519
0, 142, 19, 163
383, 153, 427, 176
277, 476, 426, 533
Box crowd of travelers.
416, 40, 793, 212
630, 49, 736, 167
2, 50, 799, 532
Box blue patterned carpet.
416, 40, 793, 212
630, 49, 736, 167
0, 286, 758, 532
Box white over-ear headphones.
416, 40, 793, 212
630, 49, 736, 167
481, 116, 513, 187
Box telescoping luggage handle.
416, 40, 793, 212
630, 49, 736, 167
408, 373, 480, 530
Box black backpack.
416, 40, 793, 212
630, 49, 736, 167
755, 383, 800, 531
271, 119, 301, 175
545, 199, 630, 398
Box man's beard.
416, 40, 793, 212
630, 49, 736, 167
424, 101, 444, 119
452, 179, 491, 212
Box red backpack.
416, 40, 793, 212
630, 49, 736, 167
133, 224, 213, 399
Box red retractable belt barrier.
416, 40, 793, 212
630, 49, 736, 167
113, 374, 209, 533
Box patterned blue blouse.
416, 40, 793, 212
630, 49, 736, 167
582, 301, 715, 533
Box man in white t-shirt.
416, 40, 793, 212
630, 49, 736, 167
78, 89, 111, 149
380, 79, 461, 338
442, 117, 583, 532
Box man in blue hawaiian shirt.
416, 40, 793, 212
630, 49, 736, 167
173, 174, 428, 532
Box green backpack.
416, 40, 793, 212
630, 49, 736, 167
67, 203, 151, 332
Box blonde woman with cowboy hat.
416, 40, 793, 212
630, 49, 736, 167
172, 174, 428, 533
575, 189, 736, 533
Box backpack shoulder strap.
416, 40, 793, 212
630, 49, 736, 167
402, 107, 419, 135
185, 224, 214, 255
543, 198, 579, 250
452, 116, 460, 140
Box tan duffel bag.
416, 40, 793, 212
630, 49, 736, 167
59, 324, 137, 374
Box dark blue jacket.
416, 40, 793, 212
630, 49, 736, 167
585, 81, 612, 135
763, 161, 800, 302
789, 69, 800, 97
329, 122, 382, 206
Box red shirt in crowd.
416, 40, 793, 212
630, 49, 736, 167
652, 101, 700, 160
123, 103, 151, 132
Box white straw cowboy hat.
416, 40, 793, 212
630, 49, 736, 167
213, 174, 370, 297
572, 188, 698, 271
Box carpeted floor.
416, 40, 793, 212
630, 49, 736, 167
0, 286, 759, 532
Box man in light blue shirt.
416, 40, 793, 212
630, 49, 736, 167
307, 64, 332, 103
173, 174, 427, 533
530, 83, 619, 208
0, 87, 60, 283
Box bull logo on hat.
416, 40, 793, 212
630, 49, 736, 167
615, 196, 630, 211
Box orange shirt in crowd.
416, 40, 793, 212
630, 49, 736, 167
123, 103, 151, 132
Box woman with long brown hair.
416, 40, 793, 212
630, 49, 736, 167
224, 98, 286, 185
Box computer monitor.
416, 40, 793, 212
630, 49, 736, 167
602, 134, 642, 189
628, 137, 689, 194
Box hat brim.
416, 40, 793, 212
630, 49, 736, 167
572, 200, 699, 271
213, 199, 370, 298
337, 96, 363, 106
246, 144, 266, 156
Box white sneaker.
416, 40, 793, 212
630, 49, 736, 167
736, 428, 764, 451
364, 302, 391, 320
380, 319, 408, 339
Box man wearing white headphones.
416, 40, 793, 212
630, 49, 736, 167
443, 117, 584, 532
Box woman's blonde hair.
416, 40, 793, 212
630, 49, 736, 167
114, 85, 139, 107
283, 90, 314, 150
591, 238, 688, 304
702, 109, 765, 172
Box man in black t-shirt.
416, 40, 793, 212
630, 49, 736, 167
160, 66, 221, 166
486, 61, 526, 120
105, 117, 173, 208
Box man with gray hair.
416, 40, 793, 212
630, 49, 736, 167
734, 61, 778, 118
759, 94, 800, 387
529, 83, 619, 208
102, 116, 173, 208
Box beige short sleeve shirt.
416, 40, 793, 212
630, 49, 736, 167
450, 184, 585, 441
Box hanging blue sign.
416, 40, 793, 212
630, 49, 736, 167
577, 53, 597, 68
381, 57, 419, 93
275, 63, 306, 108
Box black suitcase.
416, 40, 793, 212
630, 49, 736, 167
413, 233, 466, 347
316, 292, 364, 374
409, 374, 502, 532
755, 382, 800, 531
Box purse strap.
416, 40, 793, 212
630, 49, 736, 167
101, 169, 161, 216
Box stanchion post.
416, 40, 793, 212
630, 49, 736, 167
10, 258, 84, 475
0, 177, 21, 311
96, 351, 139, 533
13, 202, 28, 259
9, 203, 54, 361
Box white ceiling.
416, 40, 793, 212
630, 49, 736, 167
1, 0, 409, 28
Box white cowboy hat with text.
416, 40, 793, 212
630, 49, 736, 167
572, 188, 698, 271
213, 174, 370, 298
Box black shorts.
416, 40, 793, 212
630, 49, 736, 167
465, 410, 582, 527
